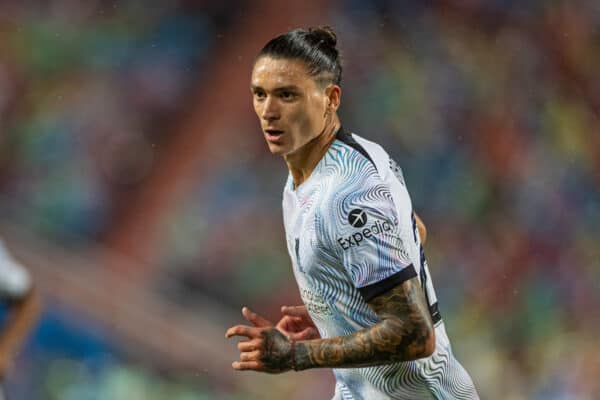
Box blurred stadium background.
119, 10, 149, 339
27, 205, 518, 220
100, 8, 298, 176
0, 1, 599, 399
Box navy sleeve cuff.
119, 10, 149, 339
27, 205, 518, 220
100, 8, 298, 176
357, 264, 418, 302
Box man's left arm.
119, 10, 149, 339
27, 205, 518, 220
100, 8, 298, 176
414, 212, 427, 245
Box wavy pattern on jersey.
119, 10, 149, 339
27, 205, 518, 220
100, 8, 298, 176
307, 244, 379, 332
352, 361, 432, 399
286, 137, 479, 400
334, 382, 356, 400
320, 141, 412, 289
422, 338, 480, 400
333, 342, 478, 400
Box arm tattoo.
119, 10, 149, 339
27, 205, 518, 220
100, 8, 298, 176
293, 277, 434, 370
260, 328, 293, 373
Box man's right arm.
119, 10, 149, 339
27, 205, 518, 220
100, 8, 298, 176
292, 275, 435, 370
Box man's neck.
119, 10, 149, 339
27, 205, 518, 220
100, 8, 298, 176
285, 117, 340, 190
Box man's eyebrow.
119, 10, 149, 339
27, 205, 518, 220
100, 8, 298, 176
250, 85, 300, 92
273, 85, 301, 92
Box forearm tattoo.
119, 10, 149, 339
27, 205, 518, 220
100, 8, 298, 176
260, 328, 293, 373
293, 277, 434, 370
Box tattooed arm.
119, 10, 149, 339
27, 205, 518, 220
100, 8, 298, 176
226, 276, 435, 373
294, 276, 435, 370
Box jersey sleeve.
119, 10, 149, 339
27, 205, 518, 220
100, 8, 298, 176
0, 241, 32, 299
318, 166, 417, 302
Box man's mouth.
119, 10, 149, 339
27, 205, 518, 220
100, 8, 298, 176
265, 129, 284, 141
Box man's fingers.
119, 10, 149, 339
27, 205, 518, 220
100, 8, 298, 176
240, 350, 261, 362
288, 327, 319, 340
286, 332, 302, 340
276, 316, 301, 330
225, 325, 262, 339
281, 305, 308, 317
242, 306, 273, 327
237, 338, 261, 352
232, 361, 262, 371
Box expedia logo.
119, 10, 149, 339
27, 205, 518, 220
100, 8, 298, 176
348, 209, 367, 228
337, 218, 393, 250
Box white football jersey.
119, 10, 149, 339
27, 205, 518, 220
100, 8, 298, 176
282, 129, 478, 399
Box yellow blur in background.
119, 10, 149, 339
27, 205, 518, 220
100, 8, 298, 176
0, 1, 599, 399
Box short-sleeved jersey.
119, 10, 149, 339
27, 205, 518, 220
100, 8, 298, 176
282, 129, 478, 400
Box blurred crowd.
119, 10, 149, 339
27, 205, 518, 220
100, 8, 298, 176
0, 1, 243, 398
0, 1, 228, 239
328, 2, 600, 398
1, 1, 599, 399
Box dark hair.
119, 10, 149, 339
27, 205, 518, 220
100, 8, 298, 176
257, 26, 342, 87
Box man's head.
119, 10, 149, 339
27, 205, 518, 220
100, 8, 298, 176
251, 26, 342, 156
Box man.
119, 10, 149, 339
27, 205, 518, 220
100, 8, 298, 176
226, 26, 478, 399
0, 239, 40, 399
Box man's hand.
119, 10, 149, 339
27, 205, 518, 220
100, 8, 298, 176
225, 307, 293, 373
277, 305, 320, 340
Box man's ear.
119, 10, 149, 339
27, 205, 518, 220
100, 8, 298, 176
326, 84, 341, 111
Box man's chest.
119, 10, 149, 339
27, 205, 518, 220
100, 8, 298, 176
283, 200, 356, 321
283, 199, 320, 275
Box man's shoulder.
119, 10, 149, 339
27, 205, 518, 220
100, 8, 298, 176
317, 149, 387, 216
326, 133, 390, 185
332, 130, 395, 178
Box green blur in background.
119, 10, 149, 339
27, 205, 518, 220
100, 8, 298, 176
0, 1, 599, 399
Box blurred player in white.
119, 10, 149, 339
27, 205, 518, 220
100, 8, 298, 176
226, 26, 478, 399
0, 239, 40, 399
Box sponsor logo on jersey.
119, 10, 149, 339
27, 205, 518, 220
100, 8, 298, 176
337, 218, 393, 250
348, 208, 368, 227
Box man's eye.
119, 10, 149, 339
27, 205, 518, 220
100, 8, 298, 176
281, 91, 296, 100
254, 91, 266, 100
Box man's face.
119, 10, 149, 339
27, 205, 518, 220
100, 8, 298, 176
251, 57, 330, 156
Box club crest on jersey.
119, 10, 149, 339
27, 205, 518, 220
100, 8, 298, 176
338, 217, 393, 250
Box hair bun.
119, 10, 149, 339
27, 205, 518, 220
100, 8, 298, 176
308, 26, 337, 48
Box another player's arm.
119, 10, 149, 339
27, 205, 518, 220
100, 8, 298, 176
292, 275, 434, 370
0, 287, 41, 377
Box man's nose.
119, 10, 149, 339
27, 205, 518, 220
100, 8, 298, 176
261, 97, 280, 121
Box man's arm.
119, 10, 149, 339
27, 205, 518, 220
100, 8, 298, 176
414, 212, 427, 245
293, 276, 434, 370
227, 275, 435, 372
0, 287, 42, 378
